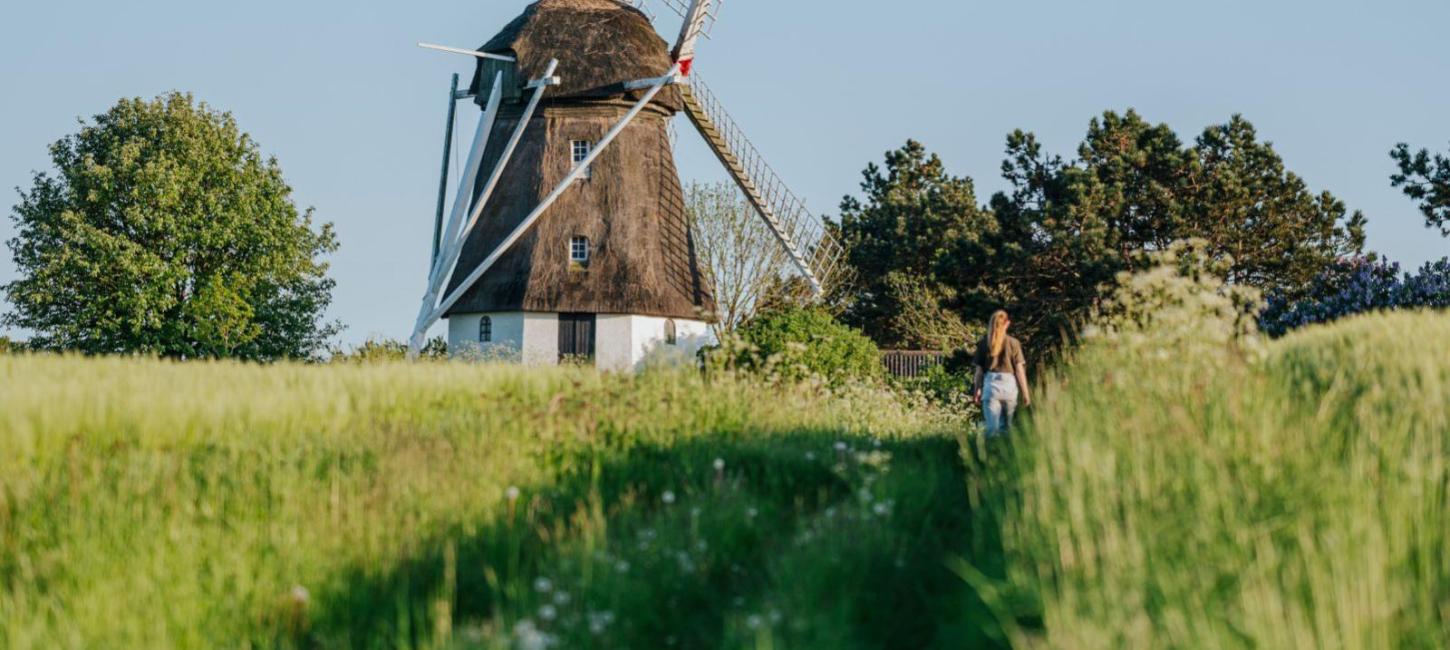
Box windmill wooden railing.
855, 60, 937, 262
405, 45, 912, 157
680, 75, 844, 295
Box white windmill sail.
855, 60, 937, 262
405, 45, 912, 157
678, 77, 842, 295
661, 0, 842, 296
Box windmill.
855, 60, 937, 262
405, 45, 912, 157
411, 0, 842, 369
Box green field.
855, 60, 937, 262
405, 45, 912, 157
983, 311, 1450, 648
0, 358, 1000, 648
3, 311, 1447, 648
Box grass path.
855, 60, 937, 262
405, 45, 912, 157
0, 357, 1011, 649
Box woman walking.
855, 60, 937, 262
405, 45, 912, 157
973, 310, 1031, 436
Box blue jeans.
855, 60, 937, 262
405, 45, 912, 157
982, 372, 1019, 437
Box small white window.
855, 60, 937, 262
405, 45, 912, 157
569, 236, 590, 265
571, 140, 592, 179
479, 316, 492, 343
664, 319, 678, 346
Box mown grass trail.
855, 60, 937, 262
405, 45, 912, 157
0, 358, 1007, 648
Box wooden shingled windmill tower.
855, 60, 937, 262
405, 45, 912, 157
411, 0, 842, 369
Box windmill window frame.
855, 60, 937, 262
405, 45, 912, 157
570, 140, 593, 180
569, 236, 591, 266
479, 316, 493, 343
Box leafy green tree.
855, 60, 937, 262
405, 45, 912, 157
946, 111, 1365, 353
4, 93, 339, 360
1391, 142, 1450, 236
833, 140, 993, 348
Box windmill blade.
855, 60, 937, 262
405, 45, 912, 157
679, 75, 842, 296
669, 0, 722, 68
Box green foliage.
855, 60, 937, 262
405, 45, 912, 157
326, 336, 447, 363
3, 92, 339, 361
0, 337, 22, 354
833, 140, 993, 349
967, 112, 1363, 350
0, 357, 997, 648
1391, 142, 1450, 236
1085, 238, 1263, 355
728, 307, 884, 385
969, 310, 1450, 648
834, 114, 1365, 360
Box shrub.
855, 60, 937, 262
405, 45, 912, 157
1259, 257, 1450, 337
326, 337, 446, 363
726, 307, 883, 385
1085, 238, 1262, 356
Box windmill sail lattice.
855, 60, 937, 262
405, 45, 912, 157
618, 0, 725, 39
680, 75, 843, 294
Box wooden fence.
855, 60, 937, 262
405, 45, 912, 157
880, 350, 945, 378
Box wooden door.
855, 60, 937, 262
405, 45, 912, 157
558, 313, 596, 364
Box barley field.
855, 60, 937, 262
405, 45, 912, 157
977, 311, 1450, 649
5, 310, 1447, 649
0, 358, 998, 648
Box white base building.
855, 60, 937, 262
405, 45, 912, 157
448, 312, 712, 372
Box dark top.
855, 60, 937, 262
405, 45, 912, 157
974, 335, 1025, 374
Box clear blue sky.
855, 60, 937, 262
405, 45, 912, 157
2, 0, 1446, 345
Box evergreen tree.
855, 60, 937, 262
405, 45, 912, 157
833, 141, 992, 348
1391, 142, 1450, 236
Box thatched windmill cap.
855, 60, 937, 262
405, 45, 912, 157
471, 0, 684, 112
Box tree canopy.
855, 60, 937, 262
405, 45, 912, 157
1391, 142, 1450, 236
833, 140, 992, 349
4, 92, 339, 360
834, 112, 1367, 357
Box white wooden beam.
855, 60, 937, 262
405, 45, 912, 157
423, 60, 561, 327
407, 73, 502, 357
670, 0, 714, 67
418, 42, 517, 62
426, 72, 502, 291
414, 66, 679, 338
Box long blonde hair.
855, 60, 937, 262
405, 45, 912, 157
987, 310, 1010, 367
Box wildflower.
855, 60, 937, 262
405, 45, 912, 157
661, 490, 676, 505
552, 591, 571, 606
533, 577, 553, 594
506, 486, 521, 501
614, 559, 630, 573
769, 609, 783, 624
804, 451, 817, 461
513, 619, 554, 650
289, 585, 310, 606
690, 506, 702, 518
833, 441, 848, 452
538, 604, 558, 622
713, 457, 725, 472
746, 507, 758, 519
746, 614, 764, 630
694, 539, 708, 553
872, 501, 891, 517
587, 610, 615, 635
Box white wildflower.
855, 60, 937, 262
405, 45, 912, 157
552, 591, 571, 606
513, 619, 554, 650
661, 490, 676, 505
713, 457, 725, 471
533, 577, 553, 594
746, 614, 764, 630
506, 486, 521, 501
538, 604, 558, 622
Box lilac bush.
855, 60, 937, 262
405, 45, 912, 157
1260, 257, 1450, 337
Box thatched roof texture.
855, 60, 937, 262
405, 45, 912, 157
472, 0, 683, 112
